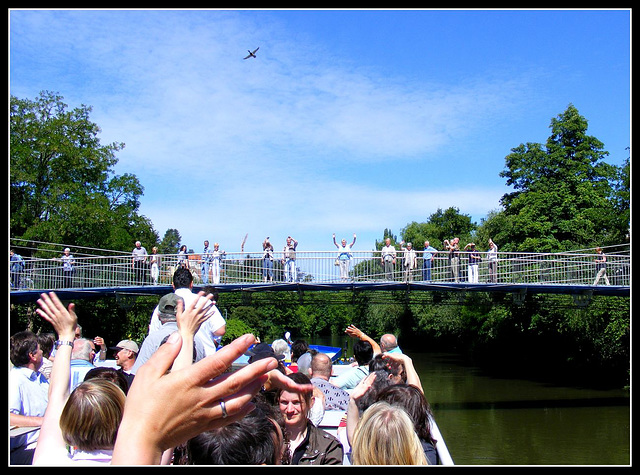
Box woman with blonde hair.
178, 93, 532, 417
33, 292, 126, 465
150, 246, 160, 284
58, 380, 125, 455
351, 401, 428, 465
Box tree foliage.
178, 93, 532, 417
494, 104, 625, 251
391, 105, 628, 254
374, 228, 399, 250
401, 207, 476, 250
10, 91, 158, 254
158, 228, 182, 254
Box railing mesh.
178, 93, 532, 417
9, 244, 630, 291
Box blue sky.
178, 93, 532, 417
9, 9, 630, 254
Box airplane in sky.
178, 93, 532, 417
243, 47, 259, 59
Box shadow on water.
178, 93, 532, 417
408, 351, 630, 465
432, 396, 630, 412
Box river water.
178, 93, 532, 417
411, 351, 630, 466
315, 337, 630, 466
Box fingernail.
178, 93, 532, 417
167, 331, 181, 345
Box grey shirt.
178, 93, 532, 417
130, 322, 205, 374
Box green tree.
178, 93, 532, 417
10, 91, 157, 253
374, 228, 399, 250
609, 155, 630, 244
402, 207, 476, 250
495, 104, 624, 252
158, 228, 182, 254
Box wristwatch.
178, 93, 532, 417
55, 340, 74, 349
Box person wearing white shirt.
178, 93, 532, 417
148, 267, 225, 356
201, 240, 213, 284
283, 236, 298, 282
380, 238, 397, 281
10, 331, 50, 464
487, 239, 498, 283
210, 243, 226, 285
333, 233, 357, 282
131, 241, 148, 284
400, 241, 417, 282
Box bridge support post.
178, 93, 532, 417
512, 288, 527, 306
572, 290, 593, 308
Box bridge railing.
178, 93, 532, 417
9, 250, 630, 291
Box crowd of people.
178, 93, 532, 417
11, 235, 617, 290
133, 233, 493, 284
10, 264, 443, 465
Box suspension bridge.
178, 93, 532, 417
9, 240, 630, 304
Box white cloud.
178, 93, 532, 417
12, 10, 519, 252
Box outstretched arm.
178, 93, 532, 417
382, 351, 423, 393
32, 292, 78, 464
345, 324, 381, 355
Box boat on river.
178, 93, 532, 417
230, 344, 454, 465
233, 344, 343, 367
99, 343, 454, 464
309, 344, 342, 362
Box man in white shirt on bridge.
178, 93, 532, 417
380, 238, 397, 280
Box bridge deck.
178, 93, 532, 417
10, 253, 630, 303
10, 249, 630, 303
10, 279, 629, 304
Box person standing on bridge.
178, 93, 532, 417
283, 236, 298, 282
201, 240, 213, 284
210, 242, 226, 284
60, 248, 76, 289
593, 247, 610, 286
487, 239, 498, 283
380, 238, 397, 281
150, 246, 160, 285
422, 241, 438, 281
10, 249, 25, 290
464, 243, 481, 284
444, 238, 460, 283
334, 233, 357, 282
177, 245, 188, 269
400, 241, 418, 282
132, 241, 148, 285
262, 237, 275, 282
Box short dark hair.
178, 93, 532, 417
37, 332, 56, 358
354, 340, 373, 366
376, 383, 436, 447
84, 367, 130, 395
369, 353, 405, 382
173, 266, 193, 289
186, 401, 283, 465
10, 331, 39, 367
291, 339, 309, 362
